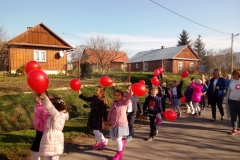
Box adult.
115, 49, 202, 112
206, 69, 227, 121
225, 69, 240, 135
225, 74, 232, 94
206, 75, 212, 107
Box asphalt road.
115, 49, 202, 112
60, 106, 240, 160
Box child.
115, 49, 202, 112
200, 81, 208, 110
184, 82, 194, 114
169, 78, 184, 117
107, 89, 132, 160
78, 85, 108, 150
30, 92, 49, 160
161, 82, 170, 113
191, 79, 203, 116
113, 84, 143, 142
143, 87, 162, 141
36, 92, 69, 160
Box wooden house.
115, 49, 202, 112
126, 45, 201, 74
6, 23, 72, 74
80, 49, 129, 72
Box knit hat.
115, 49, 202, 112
196, 79, 202, 84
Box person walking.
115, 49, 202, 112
107, 89, 132, 160
78, 85, 109, 150
225, 69, 240, 135
184, 82, 194, 114
143, 87, 162, 141
206, 69, 227, 121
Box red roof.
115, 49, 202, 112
82, 49, 129, 63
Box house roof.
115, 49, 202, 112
126, 45, 200, 63
7, 23, 72, 49
82, 49, 129, 63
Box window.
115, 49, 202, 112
136, 63, 138, 68
144, 62, 148, 71
190, 62, 194, 70
178, 62, 182, 70
34, 50, 46, 62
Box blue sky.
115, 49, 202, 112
0, 0, 240, 58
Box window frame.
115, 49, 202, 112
178, 62, 182, 70
190, 62, 194, 70
144, 62, 148, 71
34, 50, 46, 62
136, 63, 138, 69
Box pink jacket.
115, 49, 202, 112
38, 97, 69, 157
107, 92, 131, 128
191, 82, 203, 102
33, 102, 49, 132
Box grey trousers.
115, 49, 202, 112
228, 99, 240, 130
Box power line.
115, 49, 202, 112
235, 37, 240, 44
206, 37, 231, 48
149, 0, 232, 35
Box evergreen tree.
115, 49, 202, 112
177, 29, 191, 46
193, 35, 206, 63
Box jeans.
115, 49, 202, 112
228, 99, 240, 130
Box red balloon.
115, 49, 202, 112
139, 80, 145, 85
164, 110, 177, 121
158, 67, 164, 73
70, 78, 81, 91
151, 77, 160, 86
132, 83, 146, 96
181, 96, 186, 103
27, 69, 49, 93
153, 69, 160, 76
25, 60, 41, 75
181, 70, 189, 78
99, 76, 113, 87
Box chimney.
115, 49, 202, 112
161, 46, 166, 49
27, 27, 32, 30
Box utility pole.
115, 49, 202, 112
231, 33, 239, 73
231, 33, 234, 73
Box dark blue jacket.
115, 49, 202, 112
206, 77, 227, 98
143, 95, 162, 116
184, 86, 193, 102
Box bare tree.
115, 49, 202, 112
86, 35, 123, 74
205, 48, 231, 76
0, 26, 9, 71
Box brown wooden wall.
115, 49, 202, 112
10, 46, 67, 72
172, 60, 199, 74
175, 47, 199, 59
10, 25, 67, 46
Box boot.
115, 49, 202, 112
122, 139, 126, 152
112, 151, 123, 160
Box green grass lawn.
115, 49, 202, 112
0, 71, 200, 159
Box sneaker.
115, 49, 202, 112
231, 130, 237, 135
199, 112, 201, 116
92, 142, 100, 150
147, 137, 153, 141
100, 139, 108, 149
126, 136, 132, 142
202, 108, 205, 111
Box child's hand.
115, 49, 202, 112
104, 121, 110, 126
78, 90, 81, 95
